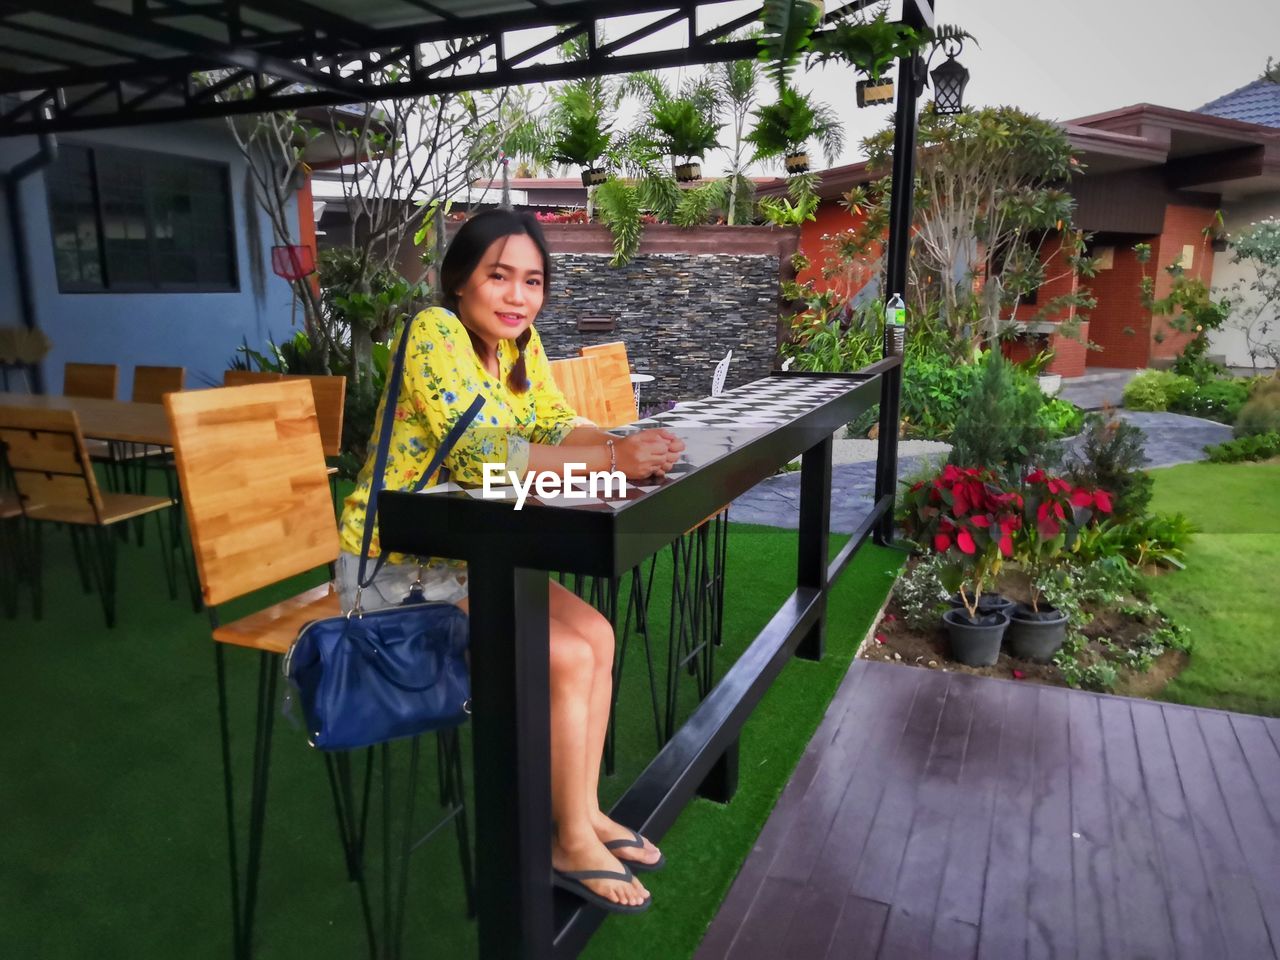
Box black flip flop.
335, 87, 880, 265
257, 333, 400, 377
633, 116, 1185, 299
605, 829, 666, 873
552, 866, 652, 914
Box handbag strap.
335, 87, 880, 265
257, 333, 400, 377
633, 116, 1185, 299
358, 316, 486, 591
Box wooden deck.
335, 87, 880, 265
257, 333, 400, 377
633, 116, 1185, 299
695, 660, 1280, 960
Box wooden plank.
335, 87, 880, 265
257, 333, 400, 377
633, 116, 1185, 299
778, 663, 927, 960
1066, 693, 1122, 960
878, 674, 976, 959
1098, 697, 1177, 959
1195, 709, 1280, 954
931, 675, 1010, 936
824, 893, 888, 960
1129, 700, 1228, 960
1026, 686, 1076, 960
717, 875, 807, 959
695, 665, 870, 960
1231, 713, 1280, 828
64, 361, 117, 399
0, 394, 171, 444
849, 668, 951, 900
929, 918, 978, 960
1162, 707, 1274, 960
975, 681, 1039, 960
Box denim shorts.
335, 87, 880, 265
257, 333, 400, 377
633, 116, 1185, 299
335, 552, 469, 613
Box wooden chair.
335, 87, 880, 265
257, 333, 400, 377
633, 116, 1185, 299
0, 490, 22, 618
0, 405, 183, 626
580, 341, 639, 427
548, 354, 612, 427
164, 380, 474, 956
64, 362, 118, 400
131, 365, 185, 404
284, 373, 347, 512
222, 369, 283, 387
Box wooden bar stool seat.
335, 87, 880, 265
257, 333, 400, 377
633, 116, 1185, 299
211, 583, 341, 655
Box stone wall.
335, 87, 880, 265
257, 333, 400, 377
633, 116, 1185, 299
533, 223, 799, 406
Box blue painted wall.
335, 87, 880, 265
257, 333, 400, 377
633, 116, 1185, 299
0, 120, 299, 396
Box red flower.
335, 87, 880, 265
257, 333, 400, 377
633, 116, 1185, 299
970, 515, 991, 528
1012, 669, 1026, 679
934, 532, 952, 552
875, 634, 886, 644
998, 532, 1014, 557
1094, 490, 1113, 513
1027, 469, 1046, 483
1070, 489, 1094, 508
957, 529, 976, 555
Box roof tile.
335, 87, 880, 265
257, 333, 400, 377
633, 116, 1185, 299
1197, 79, 1280, 128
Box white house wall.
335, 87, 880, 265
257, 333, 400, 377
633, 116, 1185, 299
0, 121, 298, 396
1211, 192, 1280, 371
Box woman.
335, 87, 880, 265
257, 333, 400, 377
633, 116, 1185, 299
338, 209, 684, 913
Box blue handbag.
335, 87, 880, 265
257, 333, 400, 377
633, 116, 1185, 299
284, 316, 485, 751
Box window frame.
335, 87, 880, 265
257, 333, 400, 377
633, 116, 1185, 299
45, 141, 240, 295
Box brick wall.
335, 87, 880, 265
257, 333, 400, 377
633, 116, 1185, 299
1148, 205, 1218, 362
794, 201, 880, 303
1086, 242, 1153, 369
1005, 233, 1089, 376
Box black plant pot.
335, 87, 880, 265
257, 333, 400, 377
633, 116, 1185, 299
943, 608, 1009, 667
948, 592, 1015, 619
1007, 603, 1069, 663
674, 161, 702, 182
580, 167, 609, 187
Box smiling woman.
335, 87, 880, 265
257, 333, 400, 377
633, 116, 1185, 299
335, 208, 686, 913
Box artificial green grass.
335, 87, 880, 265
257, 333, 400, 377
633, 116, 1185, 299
1146, 461, 1280, 717
0, 505, 902, 959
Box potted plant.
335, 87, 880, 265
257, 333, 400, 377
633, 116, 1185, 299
546, 83, 615, 187
1008, 470, 1112, 662
900, 465, 1023, 666
745, 86, 843, 176
648, 92, 721, 182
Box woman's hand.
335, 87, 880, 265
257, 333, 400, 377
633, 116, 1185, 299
615, 429, 684, 480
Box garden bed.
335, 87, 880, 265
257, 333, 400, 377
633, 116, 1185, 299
860, 561, 1190, 696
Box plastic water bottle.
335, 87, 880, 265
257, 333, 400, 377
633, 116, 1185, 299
885, 293, 906, 357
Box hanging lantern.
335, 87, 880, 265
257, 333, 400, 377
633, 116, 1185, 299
930, 53, 970, 115
271, 244, 316, 282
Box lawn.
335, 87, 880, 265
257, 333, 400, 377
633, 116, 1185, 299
0, 510, 902, 960
1147, 461, 1280, 717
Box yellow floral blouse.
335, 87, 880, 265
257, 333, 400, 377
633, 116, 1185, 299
339, 306, 577, 561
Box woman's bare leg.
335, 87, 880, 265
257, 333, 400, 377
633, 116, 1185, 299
458, 588, 648, 905
547, 582, 662, 868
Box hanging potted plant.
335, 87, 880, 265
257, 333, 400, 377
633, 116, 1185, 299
809, 7, 921, 107
745, 85, 843, 176
900, 465, 1023, 666
1008, 471, 1112, 662
546, 82, 615, 187
647, 88, 722, 183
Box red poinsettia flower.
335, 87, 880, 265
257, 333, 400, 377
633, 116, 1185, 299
1012, 669, 1026, 679
998, 532, 1014, 556
1070, 488, 1095, 508
1026, 469, 1046, 483
1094, 490, 1113, 513
970, 515, 990, 528
934, 532, 952, 552
956, 528, 976, 555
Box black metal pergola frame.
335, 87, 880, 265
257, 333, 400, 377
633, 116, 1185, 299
0, 1, 934, 957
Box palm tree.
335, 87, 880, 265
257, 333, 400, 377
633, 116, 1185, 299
714, 52, 761, 226
745, 85, 844, 175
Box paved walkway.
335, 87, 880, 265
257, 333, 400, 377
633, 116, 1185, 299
1059, 370, 1138, 410
1113, 411, 1232, 468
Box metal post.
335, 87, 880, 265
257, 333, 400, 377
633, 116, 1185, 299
796, 433, 833, 661
873, 39, 924, 547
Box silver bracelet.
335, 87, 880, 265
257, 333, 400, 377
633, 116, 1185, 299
605, 438, 617, 472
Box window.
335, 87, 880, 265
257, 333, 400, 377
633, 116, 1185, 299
46, 144, 237, 292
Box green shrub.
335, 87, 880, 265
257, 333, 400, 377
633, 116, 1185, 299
1170, 379, 1250, 423
1038, 397, 1085, 437
1064, 413, 1153, 520
1205, 432, 1280, 463
1072, 512, 1195, 570
947, 351, 1056, 477
1234, 391, 1280, 437
1122, 370, 1194, 411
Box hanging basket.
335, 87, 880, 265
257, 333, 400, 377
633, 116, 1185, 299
271, 244, 317, 281
784, 152, 810, 174
856, 77, 895, 108
674, 161, 702, 183
580, 167, 609, 187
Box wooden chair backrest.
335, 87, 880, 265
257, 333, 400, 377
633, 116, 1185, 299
285, 374, 346, 458
0, 406, 104, 522
580, 341, 639, 427
165, 381, 339, 607
548, 355, 612, 427
64, 362, 118, 400
222, 370, 283, 387
131, 365, 186, 404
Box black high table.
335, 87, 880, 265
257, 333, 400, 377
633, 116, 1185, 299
377, 365, 898, 960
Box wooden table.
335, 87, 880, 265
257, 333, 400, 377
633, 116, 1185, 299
0, 394, 171, 445
378, 370, 891, 959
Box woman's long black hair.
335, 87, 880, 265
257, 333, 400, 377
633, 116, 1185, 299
439, 208, 552, 395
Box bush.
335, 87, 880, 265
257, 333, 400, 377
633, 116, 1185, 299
1234, 391, 1280, 437
1064, 413, 1153, 521
1039, 397, 1085, 437
1204, 432, 1280, 463
1170, 379, 1250, 423
1122, 370, 1194, 411
947, 351, 1057, 477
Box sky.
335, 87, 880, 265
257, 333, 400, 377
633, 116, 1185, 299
599, 0, 1280, 175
